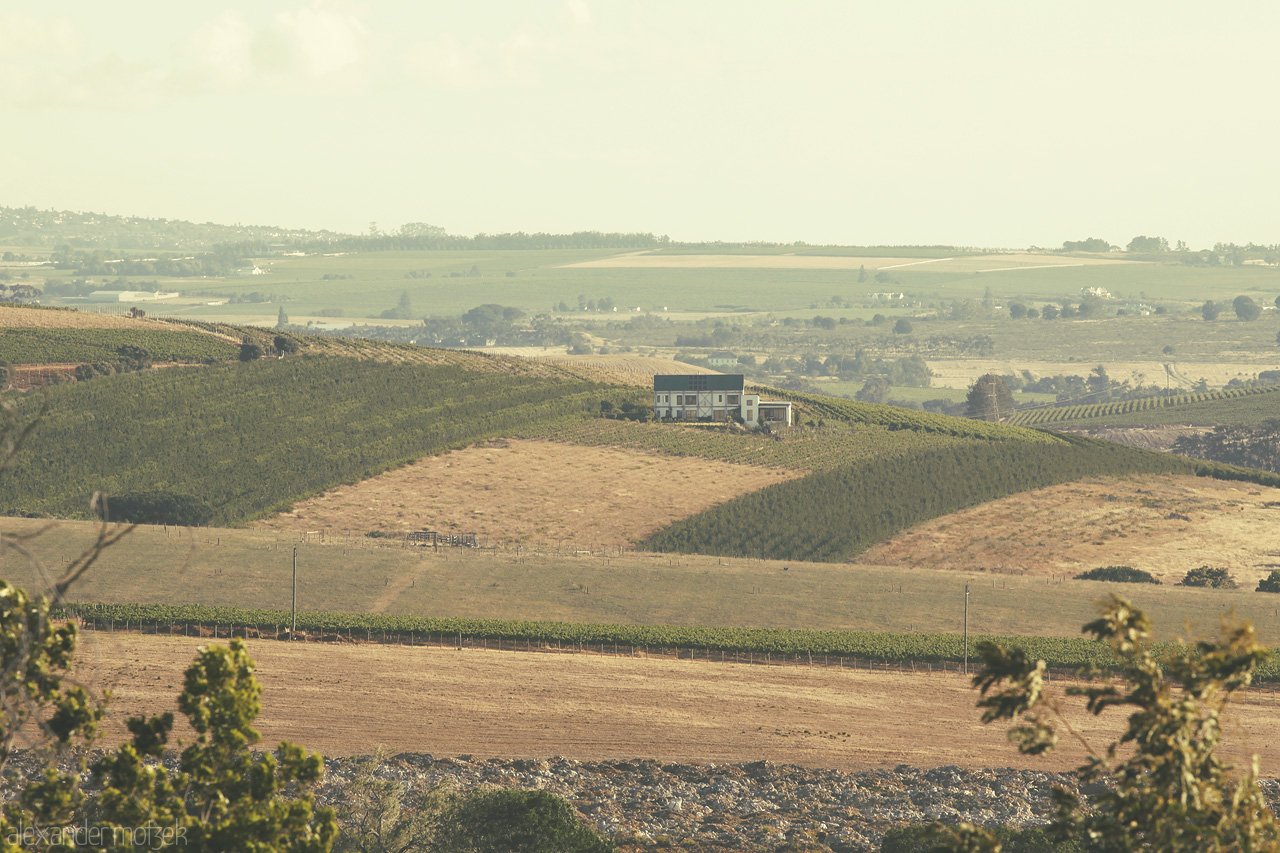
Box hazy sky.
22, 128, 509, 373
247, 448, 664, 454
3, 2, 1278, 248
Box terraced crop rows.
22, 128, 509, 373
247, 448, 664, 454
1005, 385, 1280, 427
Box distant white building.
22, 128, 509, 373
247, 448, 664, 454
707, 351, 739, 368
653, 374, 792, 427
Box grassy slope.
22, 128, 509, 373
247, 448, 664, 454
0, 352, 622, 524
8, 518, 1280, 645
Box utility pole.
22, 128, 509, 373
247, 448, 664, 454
964, 583, 970, 676
291, 546, 297, 638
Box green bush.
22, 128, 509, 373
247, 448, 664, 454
102, 490, 214, 526
1074, 566, 1159, 584
881, 824, 1083, 852
1257, 570, 1280, 593
1178, 566, 1237, 589
434, 789, 614, 853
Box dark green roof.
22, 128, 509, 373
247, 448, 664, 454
653, 374, 744, 392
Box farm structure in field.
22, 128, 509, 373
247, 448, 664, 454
707, 351, 740, 368
653, 374, 792, 427
406, 530, 478, 548
85, 290, 179, 302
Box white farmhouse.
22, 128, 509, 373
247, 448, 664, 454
653, 374, 792, 427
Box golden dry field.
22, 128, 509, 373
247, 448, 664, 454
255, 439, 801, 546
927, 358, 1280, 389
72, 632, 1280, 773
860, 474, 1280, 585
530, 354, 719, 386
0, 305, 207, 333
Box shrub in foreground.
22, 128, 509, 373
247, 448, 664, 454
930, 595, 1278, 851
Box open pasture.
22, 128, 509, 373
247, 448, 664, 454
70, 632, 1280, 774
11, 501, 1280, 644
561, 251, 1137, 274
54, 251, 1273, 332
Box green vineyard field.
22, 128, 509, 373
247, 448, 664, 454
516, 417, 976, 471
0, 356, 618, 524
641, 433, 1280, 562
59, 601, 1280, 682
1004, 384, 1280, 428
0, 327, 240, 364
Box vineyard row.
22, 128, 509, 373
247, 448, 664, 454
60, 602, 1280, 682
1004, 384, 1280, 426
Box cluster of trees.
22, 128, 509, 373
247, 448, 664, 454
73, 343, 153, 381
820, 352, 932, 386
51, 245, 246, 277
1173, 418, 1280, 474
989, 366, 1180, 409
1008, 294, 1110, 320
1060, 237, 1113, 252
380, 290, 414, 320
1201, 295, 1265, 321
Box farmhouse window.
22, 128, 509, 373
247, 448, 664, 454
728, 395, 739, 405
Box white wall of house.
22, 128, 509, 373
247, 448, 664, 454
653, 390, 762, 425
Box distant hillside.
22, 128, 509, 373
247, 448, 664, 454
0, 206, 345, 252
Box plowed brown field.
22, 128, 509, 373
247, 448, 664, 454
72, 632, 1280, 773
255, 439, 801, 546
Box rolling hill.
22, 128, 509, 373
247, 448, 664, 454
3, 318, 1277, 563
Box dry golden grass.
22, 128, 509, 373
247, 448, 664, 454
254, 439, 802, 546
0, 306, 195, 332
71, 632, 1280, 772
530, 355, 719, 386
861, 474, 1280, 586
927, 358, 1280, 389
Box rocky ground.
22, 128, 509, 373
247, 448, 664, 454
319, 755, 1080, 851
11, 750, 1280, 851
